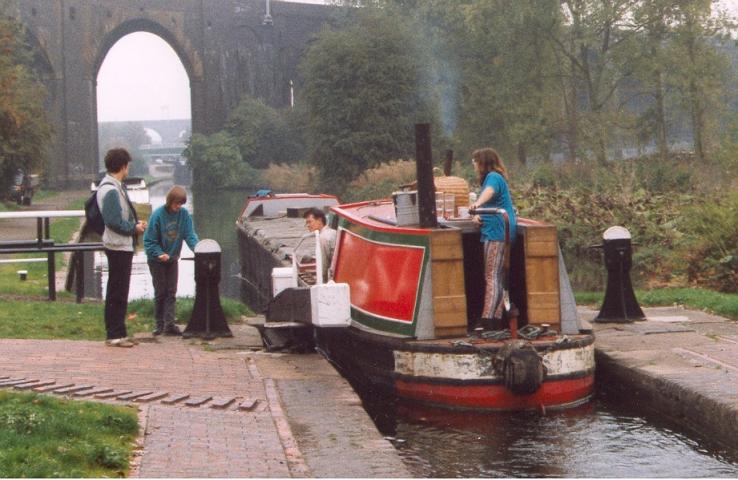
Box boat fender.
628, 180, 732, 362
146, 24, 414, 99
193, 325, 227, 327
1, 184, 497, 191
493, 340, 546, 395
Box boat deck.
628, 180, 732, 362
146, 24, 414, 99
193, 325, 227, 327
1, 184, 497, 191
408, 332, 593, 348
239, 215, 318, 265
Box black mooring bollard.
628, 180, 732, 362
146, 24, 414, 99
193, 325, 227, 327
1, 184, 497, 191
594, 226, 645, 323
183, 239, 233, 339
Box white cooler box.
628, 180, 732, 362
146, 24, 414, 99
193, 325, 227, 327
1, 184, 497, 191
272, 267, 297, 297
310, 282, 351, 327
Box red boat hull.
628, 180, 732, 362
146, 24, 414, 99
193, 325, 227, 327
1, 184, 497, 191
395, 375, 594, 411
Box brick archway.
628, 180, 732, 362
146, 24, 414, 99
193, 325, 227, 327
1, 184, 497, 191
14, 0, 332, 186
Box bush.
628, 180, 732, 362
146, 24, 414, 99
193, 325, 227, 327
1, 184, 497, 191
677, 191, 738, 293
344, 159, 418, 202
225, 96, 305, 168
185, 132, 262, 189
261, 163, 318, 193
515, 158, 698, 290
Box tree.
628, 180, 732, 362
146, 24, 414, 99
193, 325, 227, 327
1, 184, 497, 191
300, 7, 441, 193
0, 2, 51, 197
668, 0, 733, 163
456, 0, 563, 165
184, 132, 261, 190
629, 0, 678, 163
225, 96, 304, 168
551, 0, 647, 165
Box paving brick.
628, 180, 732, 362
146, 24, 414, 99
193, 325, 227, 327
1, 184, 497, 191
53, 384, 94, 394
134, 391, 168, 402
13, 380, 55, 390
0, 334, 411, 478
34, 383, 73, 393
117, 391, 153, 401
0, 378, 30, 386
74, 387, 114, 397
209, 397, 236, 409
238, 398, 259, 411
185, 396, 212, 407
95, 390, 132, 399
161, 393, 190, 404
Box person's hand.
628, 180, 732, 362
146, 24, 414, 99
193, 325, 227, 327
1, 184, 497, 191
472, 215, 482, 225
469, 204, 478, 214
135, 221, 146, 234
158, 253, 170, 262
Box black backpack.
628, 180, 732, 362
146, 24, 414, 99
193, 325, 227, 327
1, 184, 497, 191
84, 181, 112, 235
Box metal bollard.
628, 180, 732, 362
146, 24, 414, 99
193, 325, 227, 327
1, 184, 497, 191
183, 239, 233, 339
593, 226, 645, 323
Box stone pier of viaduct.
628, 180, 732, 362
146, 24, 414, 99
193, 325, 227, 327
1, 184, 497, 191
12, 0, 333, 186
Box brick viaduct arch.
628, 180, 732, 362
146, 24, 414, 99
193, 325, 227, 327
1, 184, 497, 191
14, 0, 332, 186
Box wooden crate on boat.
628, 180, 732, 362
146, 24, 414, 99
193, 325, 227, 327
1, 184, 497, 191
511, 222, 561, 331
430, 228, 468, 337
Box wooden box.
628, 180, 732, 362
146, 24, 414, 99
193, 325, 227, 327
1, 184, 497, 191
430, 228, 468, 337
510, 221, 560, 331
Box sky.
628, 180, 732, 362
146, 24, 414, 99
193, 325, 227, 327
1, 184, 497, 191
96, 0, 327, 122
96, 0, 738, 123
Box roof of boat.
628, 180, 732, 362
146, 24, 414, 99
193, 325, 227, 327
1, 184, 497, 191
239, 193, 340, 220
331, 199, 550, 234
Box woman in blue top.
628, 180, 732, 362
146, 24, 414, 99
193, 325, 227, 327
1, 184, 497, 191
469, 148, 517, 331
144, 185, 200, 336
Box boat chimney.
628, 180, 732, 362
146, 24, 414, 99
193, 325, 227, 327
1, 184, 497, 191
415, 123, 437, 228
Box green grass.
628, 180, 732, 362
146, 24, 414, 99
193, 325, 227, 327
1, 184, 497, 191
575, 287, 738, 320
0, 299, 151, 340
0, 296, 251, 340
129, 296, 251, 323
0, 390, 138, 477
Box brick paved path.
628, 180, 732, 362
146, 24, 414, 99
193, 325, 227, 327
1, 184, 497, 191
0, 336, 292, 477
0, 334, 412, 477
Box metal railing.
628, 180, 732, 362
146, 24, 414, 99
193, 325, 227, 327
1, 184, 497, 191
0, 210, 104, 302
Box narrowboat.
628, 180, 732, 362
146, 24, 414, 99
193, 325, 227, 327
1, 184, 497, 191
310, 199, 595, 412
235, 191, 340, 312
241, 128, 595, 412
91, 175, 150, 205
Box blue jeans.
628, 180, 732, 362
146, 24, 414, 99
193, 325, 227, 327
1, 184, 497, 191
148, 259, 179, 328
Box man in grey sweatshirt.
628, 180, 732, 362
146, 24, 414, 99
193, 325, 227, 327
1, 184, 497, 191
97, 148, 147, 347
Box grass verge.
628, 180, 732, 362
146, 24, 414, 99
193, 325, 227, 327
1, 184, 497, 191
0, 296, 251, 340
575, 288, 738, 320
0, 390, 138, 477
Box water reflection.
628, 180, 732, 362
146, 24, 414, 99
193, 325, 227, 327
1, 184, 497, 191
367, 391, 738, 477
189, 187, 247, 300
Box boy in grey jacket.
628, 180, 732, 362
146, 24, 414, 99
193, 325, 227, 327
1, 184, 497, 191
97, 148, 147, 347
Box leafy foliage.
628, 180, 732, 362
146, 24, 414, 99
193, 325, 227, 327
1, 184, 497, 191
184, 132, 262, 189
261, 162, 317, 193
0, 4, 51, 197
513, 156, 738, 292
301, 7, 442, 194
344, 159, 418, 202
677, 191, 738, 293
225, 96, 305, 168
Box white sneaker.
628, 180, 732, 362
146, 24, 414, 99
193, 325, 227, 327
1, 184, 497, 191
105, 338, 135, 348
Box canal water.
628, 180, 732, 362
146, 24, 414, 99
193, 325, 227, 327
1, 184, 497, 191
97, 186, 738, 476
367, 390, 738, 477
